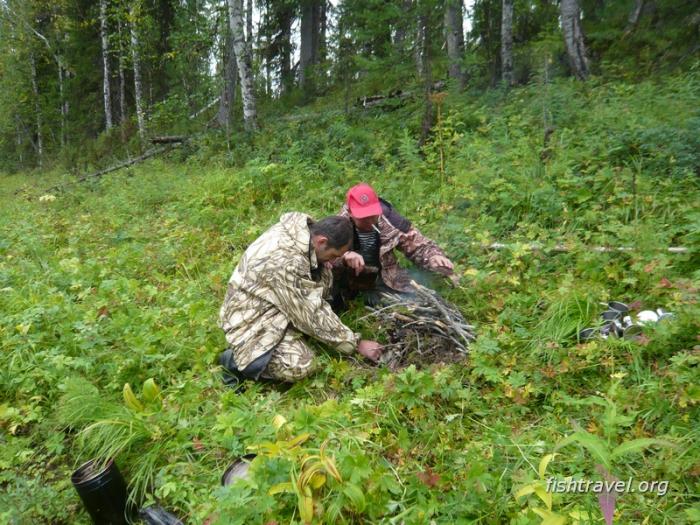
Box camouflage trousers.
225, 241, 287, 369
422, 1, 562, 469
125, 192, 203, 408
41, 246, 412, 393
260, 329, 316, 382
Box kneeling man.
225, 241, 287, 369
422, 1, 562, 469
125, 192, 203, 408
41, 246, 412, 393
218, 212, 382, 385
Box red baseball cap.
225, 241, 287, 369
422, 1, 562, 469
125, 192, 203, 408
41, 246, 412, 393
346, 183, 382, 218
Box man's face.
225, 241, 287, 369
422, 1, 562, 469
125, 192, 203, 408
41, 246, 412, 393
313, 237, 351, 264
351, 215, 379, 233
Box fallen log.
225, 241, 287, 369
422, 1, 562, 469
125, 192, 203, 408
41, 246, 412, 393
150, 135, 187, 144
356, 90, 413, 109
74, 145, 179, 183
33, 143, 182, 195
189, 97, 220, 119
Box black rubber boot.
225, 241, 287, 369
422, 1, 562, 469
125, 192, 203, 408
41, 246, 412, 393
218, 349, 247, 391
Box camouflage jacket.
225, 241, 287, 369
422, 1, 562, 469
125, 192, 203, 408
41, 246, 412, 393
337, 200, 451, 292
218, 212, 359, 372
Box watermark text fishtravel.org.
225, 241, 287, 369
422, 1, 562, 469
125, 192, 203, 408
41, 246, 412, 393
546, 477, 669, 496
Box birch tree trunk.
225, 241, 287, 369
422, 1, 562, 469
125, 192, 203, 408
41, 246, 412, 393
130, 4, 147, 139
444, 0, 466, 89
419, 13, 434, 146
15, 117, 23, 164
100, 0, 113, 130
117, 18, 127, 125
217, 14, 238, 129
227, 0, 257, 131
414, 11, 424, 78
624, 0, 645, 36
501, 0, 514, 86
29, 53, 43, 166
58, 60, 66, 148
560, 0, 589, 80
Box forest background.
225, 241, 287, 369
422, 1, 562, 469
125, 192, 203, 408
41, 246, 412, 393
1, 0, 699, 523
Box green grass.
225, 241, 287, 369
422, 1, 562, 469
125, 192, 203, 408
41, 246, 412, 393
1, 70, 699, 524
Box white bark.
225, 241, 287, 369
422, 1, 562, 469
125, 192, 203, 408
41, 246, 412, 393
227, 0, 257, 131
58, 61, 66, 148
15, 117, 23, 164
444, 0, 466, 89
100, 0, 113, 130
117, 18, 127, 125
130, 4, 147, 139
624, 0, 645, 35
217, 13, 238, 129
29, 53, 43, 166
414, 11, 424, 78
560, 0, 589, 80
501, 0, 514, 86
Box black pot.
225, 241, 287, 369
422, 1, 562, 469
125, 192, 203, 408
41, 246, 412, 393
71, 458, 130, 525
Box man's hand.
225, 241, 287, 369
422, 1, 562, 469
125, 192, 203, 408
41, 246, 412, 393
357, 340, 383, 362
343, 251, 366, 276
429, 254, 454, 271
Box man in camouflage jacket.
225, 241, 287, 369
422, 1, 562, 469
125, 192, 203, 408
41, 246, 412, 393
334, 183, 455, 301
218, 212, 382, 383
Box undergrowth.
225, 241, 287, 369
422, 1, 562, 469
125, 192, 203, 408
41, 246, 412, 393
1, 70, 699, 524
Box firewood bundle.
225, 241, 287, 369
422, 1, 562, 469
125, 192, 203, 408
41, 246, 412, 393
362, 280, 475, 370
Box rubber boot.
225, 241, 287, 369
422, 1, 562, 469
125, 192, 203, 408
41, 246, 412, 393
218, 349, 246, 391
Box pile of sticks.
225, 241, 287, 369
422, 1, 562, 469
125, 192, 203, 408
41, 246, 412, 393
362, 280, 475, 370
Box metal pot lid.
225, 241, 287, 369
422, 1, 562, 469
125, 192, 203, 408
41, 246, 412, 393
608, 301, 629, 314
221, 454, 257, 486
623, 324, 643, 339
601, 310, 622, 321
578, 328, 598, 342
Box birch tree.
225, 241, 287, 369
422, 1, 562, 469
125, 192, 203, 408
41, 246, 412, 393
414, 11, 424, 78
560, 0, 589, 80
100, 0, 113, 130
130, 3, 147, 139
217, 8, 238, 129
624, 0, 645, 36
444, 0, 466, 89
29, 52, 43, 166
501, 0, 514, 86
227, 0, 257, 131
117, 18, 127, 126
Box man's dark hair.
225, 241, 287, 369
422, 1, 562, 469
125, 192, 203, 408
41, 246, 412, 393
309, 216, 353, 249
